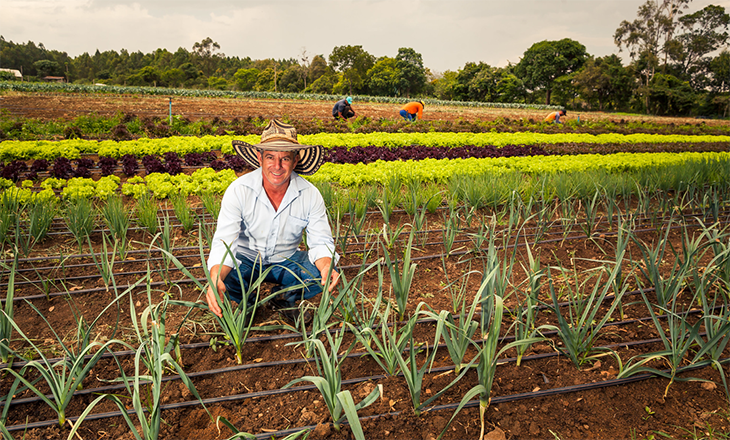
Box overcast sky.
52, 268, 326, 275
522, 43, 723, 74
2, 0, 729, 74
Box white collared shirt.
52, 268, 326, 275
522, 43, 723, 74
206, 169, 339, 270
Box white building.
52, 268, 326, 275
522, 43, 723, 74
0, 68, 22, 80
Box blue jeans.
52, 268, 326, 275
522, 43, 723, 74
399, 109, 416, 121
223, 250, 324, 307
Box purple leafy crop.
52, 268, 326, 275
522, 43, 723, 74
51, 157, 73, 179
98, 156, 117, 176
163, 151, 183, 175
121, 154, 139, 176
142, 155, 166, 175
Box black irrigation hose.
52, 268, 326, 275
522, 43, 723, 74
5, 338, 720, 433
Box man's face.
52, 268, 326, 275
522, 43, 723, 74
257, 150, 298, 189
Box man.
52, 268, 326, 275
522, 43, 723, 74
205, 119, 340, 325
399, 100, 424, 121
332, 96, 356, 119
544, 109, 567, 124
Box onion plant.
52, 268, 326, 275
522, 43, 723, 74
284, 328, 380, 439
376, 185, 393, 223
88, 234, 117, 292
0, 189, 20, 248
64, 197, 95, 252
382, 227, 417, 321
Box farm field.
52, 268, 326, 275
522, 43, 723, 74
1, 93, 730, 440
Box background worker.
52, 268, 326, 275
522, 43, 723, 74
399, 100, 424, 121
206, 119, 340, 325
332, 96, 356, 119
544, 109, 567, 124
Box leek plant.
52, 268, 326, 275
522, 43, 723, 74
617, 286, 708, 397
349, 303, 414, 376
171, 192, 196, 232
440, 292, 542, 440
100, 195, 130, 259
375, 185, 392, 224
478, 224, 518, 332
199, 190, 221, 221
382, 227, 417, 321
541, 255, 627, 369
425, 290, 479, 374
17, 198, 58, 256
284, 328, 380, 439
135, 193, 159, 236
0, 189, 20, 248
441, 212, 461, 257
64, 197, 95, 251
390, 303, 470, 417
512, 241, 547, 366
632, 220, 694, 309
0, 252, 18, 363
168, 238, 271, 364
1, 308, 127, 427
71, 294, 209, 440
87, 234, 117, 292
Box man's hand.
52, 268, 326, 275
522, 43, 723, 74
206, 265, 231, 318
315, 257, 340, 293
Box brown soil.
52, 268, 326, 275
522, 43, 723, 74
3, 204, 730, 440
1, 94, 730, 439
2, 92, 727, 127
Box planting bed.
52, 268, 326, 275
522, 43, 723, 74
1, 94, 730, 440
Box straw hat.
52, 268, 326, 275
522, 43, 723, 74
231, 119, 324, 175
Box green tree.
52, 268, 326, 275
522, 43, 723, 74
329, 45, 375, 95
432, 70, 459, 101
668, 4, 730, 85
395, 47, 427, 97
160, 68, 185, 87
308, 54, 328, 85
33, 59, 62, 77
127, 66, 160, 86
233, 68, 259, 91
279, 65, 306, 92
573, 55, 634, 111
495, 71, 527, 103
614, 0, 692, 85
306, 68, 338, 94
646, 72, 696, 115
192, 37, 223, 77
514, 39, 588, 105
367, 57, 400, 96
709, 50, 730, 92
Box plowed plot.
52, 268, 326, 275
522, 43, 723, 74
1, 92, 722, 126
3, 203, 730, 440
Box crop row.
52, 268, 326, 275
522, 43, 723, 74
0, 80, 560, 110
1, 131, 729, 162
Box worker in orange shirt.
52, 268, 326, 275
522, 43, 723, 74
544, 109, 567, 124
399, 101, 425, 121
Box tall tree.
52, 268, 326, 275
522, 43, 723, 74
573, 55, 634, 111
668, 4, 729, 83
514, 39, 588, 105
192, 37, 223, 77
367, 57, 400, 96
614, 0, 692, 82
329, 45, 375, 95
395, 47, 427, 97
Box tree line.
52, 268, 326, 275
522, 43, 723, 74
1, 0, 728, 117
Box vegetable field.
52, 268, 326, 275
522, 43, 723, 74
2, 94, 730, 440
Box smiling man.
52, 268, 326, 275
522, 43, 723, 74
205, 119, 339, 325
